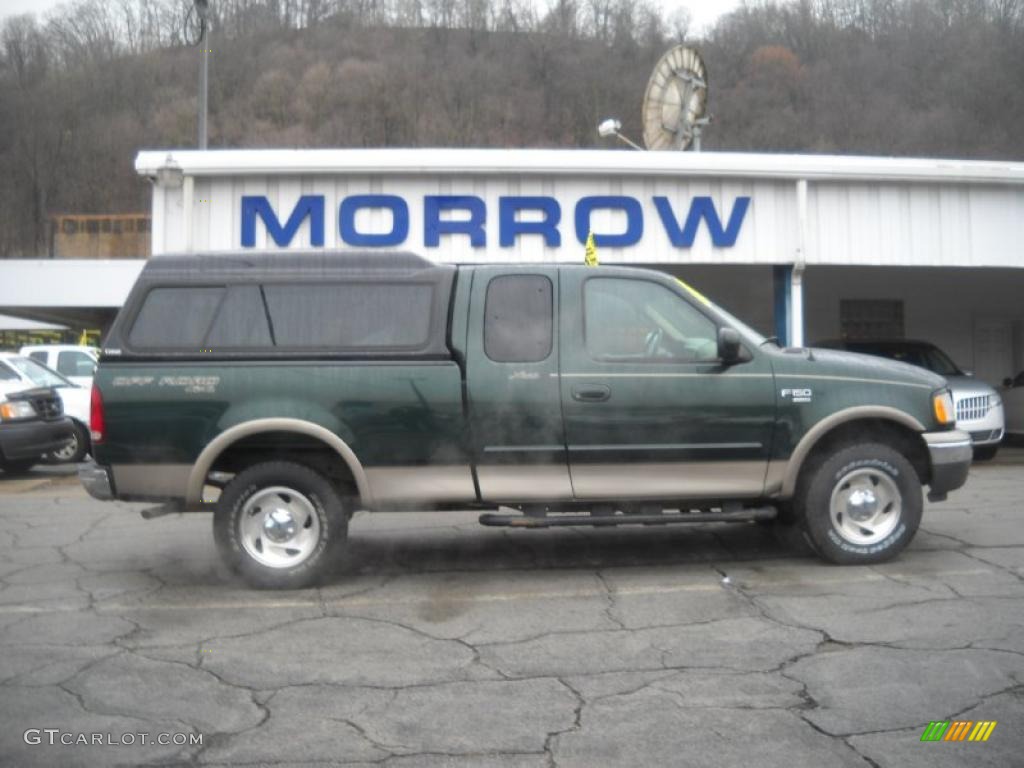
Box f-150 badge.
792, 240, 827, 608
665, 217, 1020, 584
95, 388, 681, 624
781, 388, 813, 403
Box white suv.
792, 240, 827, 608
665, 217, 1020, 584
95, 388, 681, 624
19, 345, 98, 388
815, 339, 1005, 461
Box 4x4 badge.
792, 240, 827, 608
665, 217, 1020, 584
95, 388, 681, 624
781, 388, 813, 403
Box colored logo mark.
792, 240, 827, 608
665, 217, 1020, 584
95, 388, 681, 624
920, 720, 997, 742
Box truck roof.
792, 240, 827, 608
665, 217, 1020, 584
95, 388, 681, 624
141, 250, 448, 279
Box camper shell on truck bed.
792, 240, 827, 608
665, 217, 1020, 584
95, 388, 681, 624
81, 251, 973, 589
103, 252, 456, 360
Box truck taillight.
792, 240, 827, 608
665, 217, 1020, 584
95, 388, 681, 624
90, 385, 105, 444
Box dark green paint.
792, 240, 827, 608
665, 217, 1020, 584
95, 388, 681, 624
94, 264, 951, 503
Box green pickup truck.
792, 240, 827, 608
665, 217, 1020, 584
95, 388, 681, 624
79, 252, 971, 588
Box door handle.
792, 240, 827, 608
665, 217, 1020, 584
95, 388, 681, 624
572, 384, 611, 402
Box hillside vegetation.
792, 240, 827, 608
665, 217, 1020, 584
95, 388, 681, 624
1, 0, 1022, 256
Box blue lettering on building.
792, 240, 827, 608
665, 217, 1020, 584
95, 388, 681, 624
653, 195, 750, 248
241, 195, 325, 247
574, 196, 644, 247
339, 195, 409, 247
240, 194, 750, 249
425, 196, 486, 247
499, 197, 561, 247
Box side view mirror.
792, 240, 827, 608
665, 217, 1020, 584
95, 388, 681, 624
718, 327, 743, 364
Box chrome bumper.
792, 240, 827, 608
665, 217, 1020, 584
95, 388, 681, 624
923, 430, 972, 499
78, 460, 114, 501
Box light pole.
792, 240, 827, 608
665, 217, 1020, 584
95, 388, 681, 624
195, 0, 211, 149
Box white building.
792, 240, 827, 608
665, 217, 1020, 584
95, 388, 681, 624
3, 148, 1023, 386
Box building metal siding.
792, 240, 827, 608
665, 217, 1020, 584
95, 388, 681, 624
138, 149, 1024, 268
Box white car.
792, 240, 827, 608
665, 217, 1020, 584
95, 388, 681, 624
0, 353, 91, 463
19, 345, 98, 388
1003, 371, 1024, 441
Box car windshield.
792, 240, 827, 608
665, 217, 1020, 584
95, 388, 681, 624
852, 344, 963, 376
5, 356, 72, 388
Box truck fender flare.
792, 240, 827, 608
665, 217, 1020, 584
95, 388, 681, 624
778, 406, 927, 497
186, 418, 373, 507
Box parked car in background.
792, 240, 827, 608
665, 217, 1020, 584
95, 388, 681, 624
0, 353, 91, 463
20, 344, 98, 388
815, 339, 1004, 460
0, 366, 72, 475
1003, 371, 1024, 442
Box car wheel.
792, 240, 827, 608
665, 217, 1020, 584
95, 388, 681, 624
213, 461, 349, 589
0, 458, 37, 475
46, 421, 90, 464
972, 445, 999, 462
795, 442, 922, 565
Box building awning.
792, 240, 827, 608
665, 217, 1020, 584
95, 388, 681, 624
0, 314, 68, 331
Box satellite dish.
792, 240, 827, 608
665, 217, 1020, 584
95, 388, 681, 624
642, 46, 709, 151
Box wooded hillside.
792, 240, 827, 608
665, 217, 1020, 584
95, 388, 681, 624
1, 0, 1022, 256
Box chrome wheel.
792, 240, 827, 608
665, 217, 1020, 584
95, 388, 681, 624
828, 468, 902, 546
51, 432, 79, 462
239, 486, 321, 569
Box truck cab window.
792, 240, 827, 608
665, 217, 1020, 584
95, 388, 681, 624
484, 275, 553, 363
584, 277, 717, 362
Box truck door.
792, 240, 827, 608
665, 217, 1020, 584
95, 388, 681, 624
559, 269, 776, 501
465, 267, 572, 502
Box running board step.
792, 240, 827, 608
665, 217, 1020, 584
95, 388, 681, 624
479, 507, 777, 528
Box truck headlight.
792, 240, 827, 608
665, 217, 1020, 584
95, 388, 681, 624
932, 390, 955, 426
0, 400, 36, 421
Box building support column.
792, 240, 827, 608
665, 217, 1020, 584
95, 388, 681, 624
773, 265, 792, 346
772, 180, 809, 348
790, 265, 805, 347
791, 178, 808, 348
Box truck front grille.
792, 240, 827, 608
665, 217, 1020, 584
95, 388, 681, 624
30, 393, 63, 420
956, 395, 990, 422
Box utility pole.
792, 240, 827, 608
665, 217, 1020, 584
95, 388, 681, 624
196, 0, 211, 149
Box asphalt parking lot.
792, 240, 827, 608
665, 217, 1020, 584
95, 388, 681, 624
0, 454, 1022, 768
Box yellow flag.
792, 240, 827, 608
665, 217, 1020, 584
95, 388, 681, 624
584, 231, 598, 267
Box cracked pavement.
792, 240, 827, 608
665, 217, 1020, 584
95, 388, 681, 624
0, 456, 1022, 767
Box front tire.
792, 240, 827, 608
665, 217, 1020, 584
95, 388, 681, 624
46, 421, 90, 464
795, 442, 922, 564
214, 461, 350, 589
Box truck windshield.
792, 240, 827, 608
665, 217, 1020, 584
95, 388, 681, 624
675, 278, 767, 346
5, 356, 73, 388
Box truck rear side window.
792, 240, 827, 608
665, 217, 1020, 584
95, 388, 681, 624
261, 283, 434, 350
484, 275, 553, 363
129, 287, 225, 349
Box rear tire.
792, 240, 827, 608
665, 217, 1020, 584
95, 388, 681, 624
972, 445, 999, 462
795, 442, 921, 565
214, 461, 350, 589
